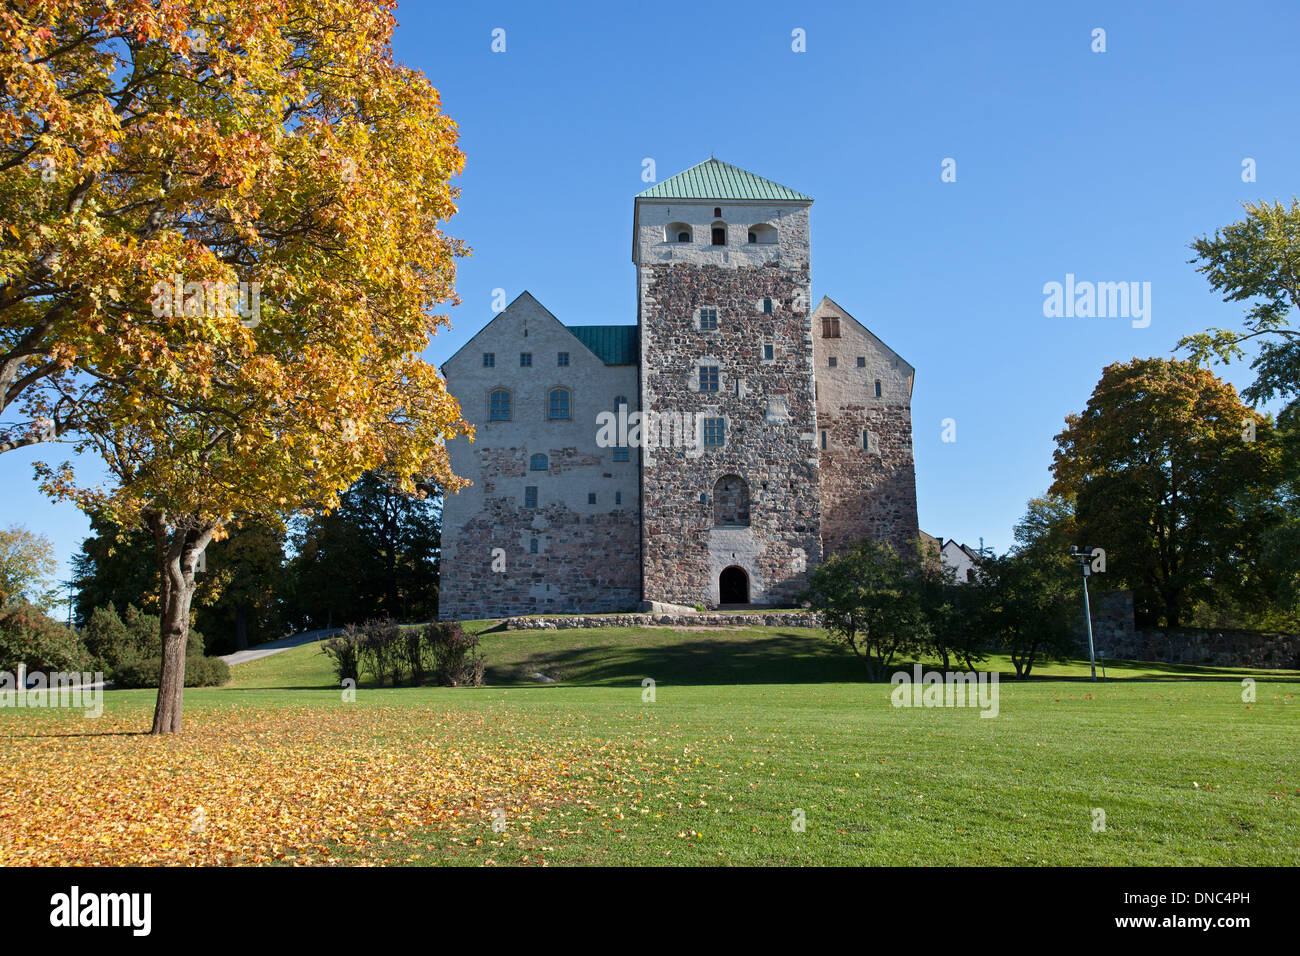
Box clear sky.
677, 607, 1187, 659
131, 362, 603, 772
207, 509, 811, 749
6, 0, 1298, 599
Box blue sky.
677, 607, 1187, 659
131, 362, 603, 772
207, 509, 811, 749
6, 0, 1297, 596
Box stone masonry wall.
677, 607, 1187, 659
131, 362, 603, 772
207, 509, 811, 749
638, 257, 822, 607
811, 298, 919, 557
439, 293, 640, 621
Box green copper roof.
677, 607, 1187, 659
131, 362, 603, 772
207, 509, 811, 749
636, 158, 812, 202
567, 325, 638, 366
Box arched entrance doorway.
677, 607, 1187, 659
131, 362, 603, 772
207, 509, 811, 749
719, 566, 749, 605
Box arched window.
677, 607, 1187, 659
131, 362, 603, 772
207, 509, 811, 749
489, 389, 511, 421
548, 387, 570, 420
712, 474, 750, 527
530, 453, 548, 471
711, 221, 727, 246
666, 222, 692, 243
748, 223, 778, 244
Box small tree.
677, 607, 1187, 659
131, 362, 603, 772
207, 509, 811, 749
803, 541, 929, 681
981, 551, 1078, 678
0, 525, 59, 611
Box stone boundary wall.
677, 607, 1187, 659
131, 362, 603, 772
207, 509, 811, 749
1105, 629, 1300, 670
502, 612, 824, 630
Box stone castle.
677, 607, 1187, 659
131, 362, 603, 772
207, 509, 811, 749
438, 159, 918, 621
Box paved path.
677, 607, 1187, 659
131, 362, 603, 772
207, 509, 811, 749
220, 628, 340, 666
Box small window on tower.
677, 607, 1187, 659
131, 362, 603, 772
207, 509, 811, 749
703, 418, 726, 447
762, 297, 774, 314
820, 430, 827, 450
524, 486, 538, 509
529, 538, 539, 554
857, 356, 866, 368
822, 316, 840, 338
714, 207, 722, 217
520, 352, 532, 367
699, 307, 718, 331
828, 356, 837, 368
557, 351, 569, 366
698, 366, 719, 392
711, 223, 726, 246
587, 492, 597, 505
763, 343, 774, 361
875, 380, 883, 398
482, 352, 495, 368
530, 453, 548, 471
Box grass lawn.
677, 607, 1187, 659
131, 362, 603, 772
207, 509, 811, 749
2, 624, 1296, 866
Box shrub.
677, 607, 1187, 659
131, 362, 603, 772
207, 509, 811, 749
81, 604, 204, 677
115, 655, 230, 688
320, 626, 362, 685
357, 618, 405, 686
0, 603, 89, 673
421, 622, 485, 687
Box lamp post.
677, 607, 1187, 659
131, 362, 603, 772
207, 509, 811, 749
1070, 545, 1097, 681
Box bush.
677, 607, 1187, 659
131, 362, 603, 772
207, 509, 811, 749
421, 622, 485, 687
81, 603, 204, 677
319, 620, 484, 687
320, 626, 362, 685
115, 655, 230, 688
357, 618, 405, 686
0, 602, 89, 673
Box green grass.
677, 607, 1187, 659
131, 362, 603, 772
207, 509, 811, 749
22, 625, 1300, 865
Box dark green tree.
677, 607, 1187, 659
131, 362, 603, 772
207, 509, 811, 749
288, 471, 442, 629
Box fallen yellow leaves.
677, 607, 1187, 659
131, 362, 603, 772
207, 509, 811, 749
0, 704, 615, 866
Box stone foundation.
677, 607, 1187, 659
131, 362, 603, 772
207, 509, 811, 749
502, 612, 823, 630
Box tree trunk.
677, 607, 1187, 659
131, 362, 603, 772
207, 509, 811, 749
148, 515, 216, 735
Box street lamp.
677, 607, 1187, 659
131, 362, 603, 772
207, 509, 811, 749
1069, 545, 1098, 681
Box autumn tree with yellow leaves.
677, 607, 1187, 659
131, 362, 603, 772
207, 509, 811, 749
2, 0, 472, 733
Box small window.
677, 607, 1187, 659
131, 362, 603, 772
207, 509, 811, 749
490, 389, 511, 422
699, 307, 718, 331
699, 365, 719, 392
548, 387, 570, 420
761, 297, 774, 314
666, 221, 692, 243
857, 356, 866, 368
828, 356, 837, 368
530, 453, 548, 471
763, 343, 774, 361
714, 207, 722, 217
587, 492, 597, 505
615, 491, 622, 505
703, 418, 725, 447
524, 486, 538, 509
529, 538, 539, 554
863, 430, 870, 450
822, 316, 840, 338
875, 380, 882, 398
711, 226, 726, 246
520, 352, 532, 367
820, 430, 827, 450
482, 352, 495, 368
613, 445, 630, 462
557, 351, 569, 366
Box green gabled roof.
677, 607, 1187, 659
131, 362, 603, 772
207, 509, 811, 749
635, 158, 812, 202
567, 325, 638, 366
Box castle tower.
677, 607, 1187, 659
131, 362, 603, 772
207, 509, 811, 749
633, 159, 822, 607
